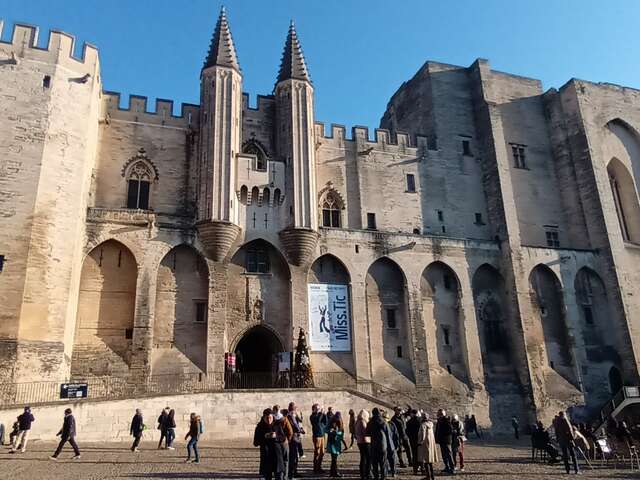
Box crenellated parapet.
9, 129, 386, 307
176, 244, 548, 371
314, 122, 431, 154
101, 92, 200, 128
242, 93, 275, 112
0, 22, 99, 75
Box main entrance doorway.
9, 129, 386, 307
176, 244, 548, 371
227, 326, 284, 388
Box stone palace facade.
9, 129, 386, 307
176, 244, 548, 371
1, 9, 640, 429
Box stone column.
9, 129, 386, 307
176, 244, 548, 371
457, 272, 485, 388
130, 264, 155, 380
351, 277, 372, 381
289, 265, 308, 350
207, 261, 228, 376
406, 285, 431, 388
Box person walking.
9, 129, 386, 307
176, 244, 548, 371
8, 418, 19, 448
327, 412, 348, 478
10, 406, 35, 453
185, 413, 202, 464
435, 409, 454, 474
130, 408, 145, 452
310, 403, 329, 473
451, 414, 465, 472
254, 408, 287, 480
417, 414, 438, 480
511, 416, 520, 440
406, 409, 422, 475
166, 409, 176, 449
366, 408, 391, 480
355, 409, 372, 480
391, 407, 412, 469
274, 408, 292, 480
469, 414, 481, 438
50, 408, 81, 460
348, 409, 357, 449
554, 411, 579, 474
157, 407, 169, 449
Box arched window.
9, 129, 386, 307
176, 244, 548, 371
246, 245, 270, 273
251, 186, 260, 205
321, 191, 342, 228
274, 188, 281, 205
608, 158, 640, 243
126, 161, 153, 209
243, 141, 267, 171
240, 186, 248, 205
263, 187, 271, 205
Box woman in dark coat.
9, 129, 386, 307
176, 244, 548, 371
254, 408, 287, 480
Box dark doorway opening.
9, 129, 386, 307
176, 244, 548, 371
609, 366, 623, 395
228, 326, 283, 389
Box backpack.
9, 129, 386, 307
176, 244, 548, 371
199, 419, 205, 434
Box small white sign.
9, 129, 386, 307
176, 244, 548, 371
307, 284, 351, 352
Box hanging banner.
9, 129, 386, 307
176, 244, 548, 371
307, 284, 351, 352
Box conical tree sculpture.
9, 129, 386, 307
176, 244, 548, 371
293, 328, 314, 388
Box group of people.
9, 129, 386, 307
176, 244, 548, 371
1, 405, 202, 463
253, 402, 470, 480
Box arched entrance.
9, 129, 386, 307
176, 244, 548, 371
228, 326, 284, 388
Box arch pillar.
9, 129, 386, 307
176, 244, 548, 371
207, 261, 228, 374
406, 284, 430, 388
290, 265, 308, 351
457, 270, 485, 388
129, 262, 157, 378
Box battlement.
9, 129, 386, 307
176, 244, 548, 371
314, 122, 429, 152
0, 21, 99, 74
102, 91, 200, 128
242, 93, 275, 112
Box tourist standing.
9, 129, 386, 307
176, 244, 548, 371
310, 403, 328, 473
384, 411, 398, 477
157, 407, 169, 449
451, 414, 465, 472
406, 409, 421, 475
50, 408, 80, 460
391, 407, 412, 468
287, 404, 304, 479
327, 412, 348, 478
274, 409, 293, 479
417, 414, 438, 480
355, 409, 372, 480
511, 416, 520, 440
10, 406, 34, 453
348, 409, 357, 448
469, 414, 481, 438
166, 409, 176, 449
289, 402, 305, 459
366, 408, 390, 480
185, 412, 202, 464
254, 408, 287, 480
435, 409, 454, 474
554, 411, 579, 474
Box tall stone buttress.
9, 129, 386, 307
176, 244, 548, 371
275, 22, 319, 266
196, 7, 243, 261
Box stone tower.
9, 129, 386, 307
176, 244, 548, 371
275, 22, 319, 265
196, 7, 243, 261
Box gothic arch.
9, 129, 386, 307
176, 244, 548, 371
228, 239, 291, 348
308, 254, 351, 284
152, 245, 209, 374
243, 139, 269, 171
529, 264, 575, 384
421, 261, 466, 382
365, 257, 413, 383
607, 158, 640, 243
72, 240, 138, 377
471, 264, 514, 372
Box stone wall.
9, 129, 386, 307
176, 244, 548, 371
0, 390, 389, 442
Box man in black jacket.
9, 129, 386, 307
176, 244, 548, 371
50, 408, 81, 460
10, 406, 34, 453
405, 409, 422, 474
434, 409, 454, 474
391, 407, 412, 468
366, 408, 390, 480
130, 408, 145, 452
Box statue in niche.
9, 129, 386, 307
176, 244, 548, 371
253, 297, 264, 323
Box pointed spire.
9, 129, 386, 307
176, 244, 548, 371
276, 21, 311, 84
203, 6, 240, 72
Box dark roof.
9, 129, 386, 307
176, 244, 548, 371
276, 21, 311, 84
203, 7, 240, 72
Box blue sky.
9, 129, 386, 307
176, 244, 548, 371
2, 0, 638, 129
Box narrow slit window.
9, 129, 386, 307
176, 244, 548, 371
396, 346, 403, 358
194, 301, 208, 323
386, 308, 397, 329
367, 213, 377, 230
406, 173, 416, 192
462, 140, 471, 156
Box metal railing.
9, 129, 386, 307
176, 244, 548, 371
0, 371, 359, 409
594, 386, 640, 433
